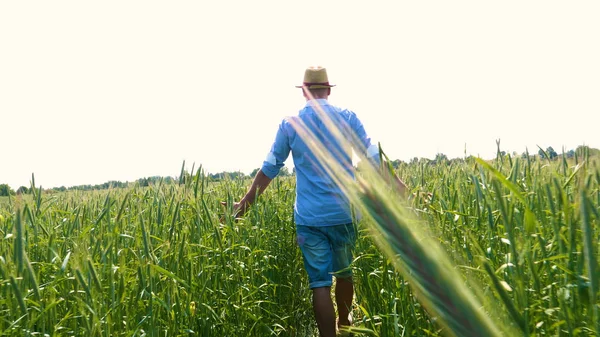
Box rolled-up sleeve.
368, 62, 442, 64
261, 120, 291, 179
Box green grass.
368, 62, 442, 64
0, 152, 598, 336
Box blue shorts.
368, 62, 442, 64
296, 223, 357, 289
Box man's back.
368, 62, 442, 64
261, 98, 375, 226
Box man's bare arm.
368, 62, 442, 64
233, 169, 273, 217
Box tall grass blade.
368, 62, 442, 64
179, 160, 186, 185
10, 275, 27, 317
482, 259, 526, 333
579, 191, 598, 332
194, 164, 203, 199
476, 158, 526, 205
14, 209, 24, 275
140, 215, 155, 263
287, 96, 517, 336
563, 162, 584, 189
60, 251, 71, 273
115, 191, 130, 223
24, 253, 40, 300
88, 259, 102, 293
358, 186, 506, 337
149, 264, 190, 289
76, 268, 92, 299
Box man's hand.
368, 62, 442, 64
219, 169, 273, 223
220, 200, 248, 223
409, 191, 433, 204
220, 201, 240, 223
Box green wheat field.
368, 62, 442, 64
0, 147, 598, 336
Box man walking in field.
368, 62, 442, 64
228, 66, 407, 337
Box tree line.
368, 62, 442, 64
1, 146, 596, 197
0, 167, 292, 196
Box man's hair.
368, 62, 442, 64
306, 88, 330, 99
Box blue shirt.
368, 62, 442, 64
261, 99, 379, 226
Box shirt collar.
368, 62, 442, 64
304, 98, 329, 108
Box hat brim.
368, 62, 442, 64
295, 84, 336, 89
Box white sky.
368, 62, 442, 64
1, 1, 599, 189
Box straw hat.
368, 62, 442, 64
295, 66, 336, 89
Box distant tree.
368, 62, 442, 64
538, 148, 546, 159
419, 158, 432, 165
138, 178, 149, 187
546, 146, 558, 159
147, 176, 165, 185
108, 180, 127, 188
538, 146, 558, 160
0, 184, 15, 196
449, 157, 465, 165
16, 186, 29, 194
209, 171, 247, 180
434, 153, 448, 164
566, 150, 576, 159
549, 148, 556, 158
279, 167, 291, 176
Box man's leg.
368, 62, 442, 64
312, 286, 336, 337
331, 223, 357, 331
335, 276, 353, 328
296, 226, 336, 336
